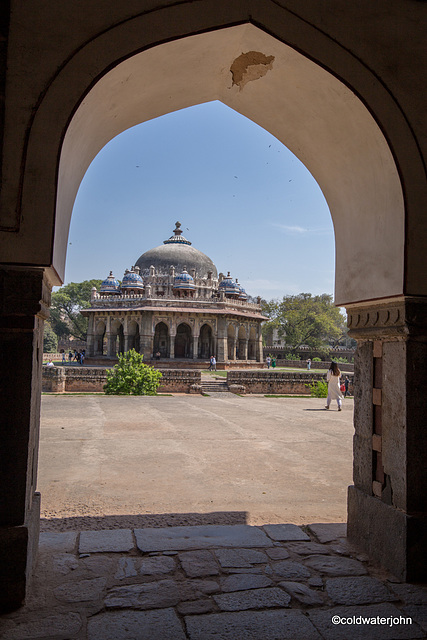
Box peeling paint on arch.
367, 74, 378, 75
230, 51, 275, 89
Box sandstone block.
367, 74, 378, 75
179, 550, 219, 577
326, 576, 395, 605
87, 608, 186, 640
214, 587, 291, 611
79, 529, 134, 553
303, 555, 367, 576
263, 524, 310, 541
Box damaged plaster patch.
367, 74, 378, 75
231, 51, 275, 89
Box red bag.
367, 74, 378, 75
340, 384, 345, 392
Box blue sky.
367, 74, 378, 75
67, 101, 335, 301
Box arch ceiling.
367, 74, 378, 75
55, 25, 403, 304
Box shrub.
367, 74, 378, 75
334, 356, 348, 363
312, 357, 321, 362
285, 353, 301, 361
309, 379, 329, 398
104, 349, 162, 395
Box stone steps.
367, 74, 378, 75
201, 381, 229, 393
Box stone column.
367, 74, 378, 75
256, 328, 263, 362
139, 312, 153, 360
192, 334, 199, 360
346, 298, 427, 581
86, 314, 95, 356
0, 267, 51, 611
216, 318, 227, 363
124, 334, 130, 353
169, 333, 176, 359
106, 332, 115, 357
242, 338, 249, 360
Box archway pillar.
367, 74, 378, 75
0, 266, 51, 611
192, 334, 199, 360
105, 332, 115, 357
169, 332, 176, 359
346, 297, 427, 581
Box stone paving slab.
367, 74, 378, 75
87, 608, 186, 640
179, 550, 220, 577
38, 531, 78, 552
308, 522, 347, 543
185, 609, 322, 640
135, 525, 273, 552
1, 613, 83, 640
326, 576, 397, 605
79, 529, 134, 553
214, 548, 269, 567
279, 580, 325, 605
308, 603, 425, 639
263, 524, 310, 541
220, 573, 272, 592
214, 586, 291, 611
303, 554, 367, 576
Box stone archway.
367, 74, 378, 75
199, 323, 213, 360
94, 321, 106, 356
153, 322, 169, 358
175, 323, 192, 359
1, 4, 426, 610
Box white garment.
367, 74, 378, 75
326, 370, 343, 400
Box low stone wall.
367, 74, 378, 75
267, 360, 354, 373
227, 371, 354, 395
42, 367, 202, 394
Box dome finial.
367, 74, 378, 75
164, 222, 192, 246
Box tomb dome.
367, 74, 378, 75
100, 271, 120, 294
135, 221, 218, 278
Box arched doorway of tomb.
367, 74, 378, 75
227, 324, 236, 361
94, 320, 106, 356
110, 319, 124, 357
175, 323, 192, 358
127, 320, 140, 353
248, 327, 257, 361
237, 326, 247, 361
198, 323, 213, 359
153, 321, 169, 358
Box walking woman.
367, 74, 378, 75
325, 361, 343, 411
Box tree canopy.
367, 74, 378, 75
262, 293, 347, 353
50, 280, 102, 342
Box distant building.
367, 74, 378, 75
83, 222, 266, 364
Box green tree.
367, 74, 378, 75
262, 293, 346, 354
104, 349, 162, 395
43, 322, 58, 352
50, 280, 102, 342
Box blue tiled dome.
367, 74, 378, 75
173, 268, 195, 290
121, 268, 144, 291
236, 280, 248, 300
100, 271, 121, 294
219, 272, 240, 298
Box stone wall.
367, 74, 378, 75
42, 367, 202, 394
227, 371, 354, 395
266, 360, 354, 373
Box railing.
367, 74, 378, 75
90, 292, 262, 313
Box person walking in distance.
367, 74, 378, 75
325, 361, 343, 411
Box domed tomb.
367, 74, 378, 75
135, 222, 218, 278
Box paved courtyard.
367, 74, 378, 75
1, 523, 426, 639
37, 395, 354, 529
2, 396, 427, 639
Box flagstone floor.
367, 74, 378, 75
1, 523, 426, 639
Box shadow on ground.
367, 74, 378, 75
40, 511, 249, 532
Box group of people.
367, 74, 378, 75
265, 355, 277, 369
61, 349, 85, 365
325, 361, 351, 410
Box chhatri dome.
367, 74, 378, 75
135, 221, 218, 278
